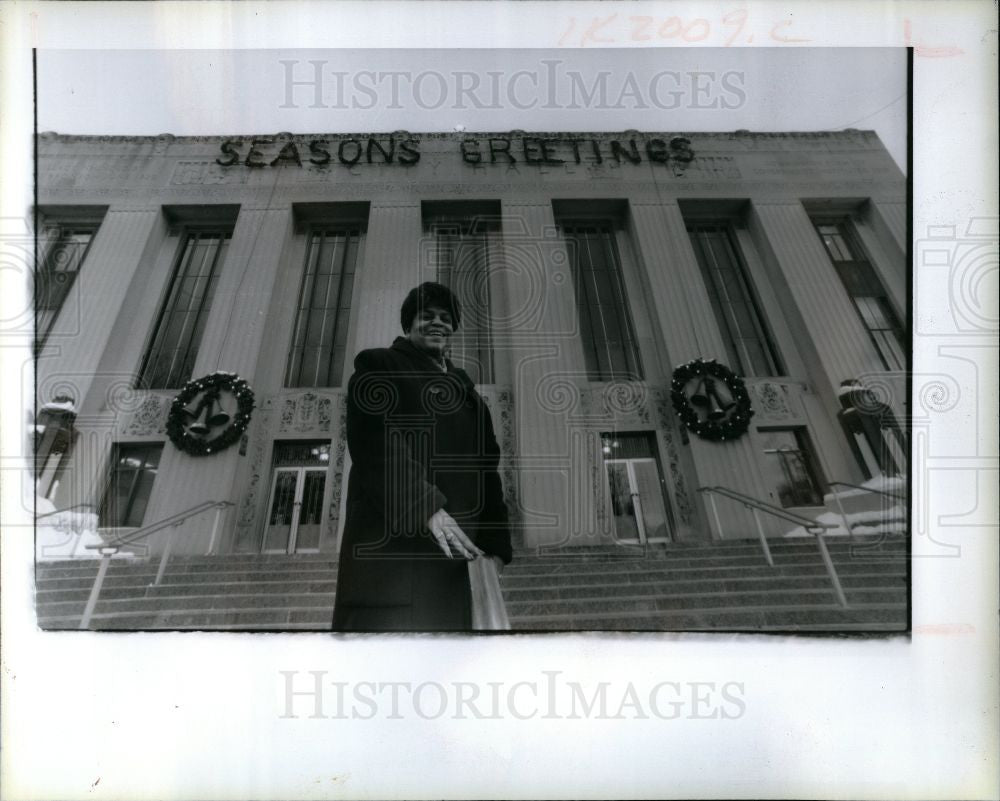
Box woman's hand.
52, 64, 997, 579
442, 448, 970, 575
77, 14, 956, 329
427, 509, 485, 560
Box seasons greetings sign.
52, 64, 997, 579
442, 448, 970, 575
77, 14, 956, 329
215, 134, 695, 169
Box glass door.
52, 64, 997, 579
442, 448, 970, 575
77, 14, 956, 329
262, 441, 330, 553
602, 433, 673, 544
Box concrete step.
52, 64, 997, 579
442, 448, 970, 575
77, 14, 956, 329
36, 559, 340, 580
38, 568, 906, 611
37, 591, 337, 619
502, 573, 906, 602
36, 579, 340, 604
36, 555, 904, 594
501, 561, 905, 588
36, 569, 340, 590
34, 536, 909, 632
509, 603, 908, 631
503, 587, 906, 619
516, 536, 905, 560
38, 552, 339, 568
505, 551, 906, 577
40, 601, 907, 632
38, 606, 336, 631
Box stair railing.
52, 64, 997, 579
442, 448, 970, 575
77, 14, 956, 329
79, 500, 234, 629
826, 479, 906, 541
698, 486, 847, 607
36, 502, 97, 520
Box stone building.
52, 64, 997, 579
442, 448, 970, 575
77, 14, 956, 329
33, 129, 908, 630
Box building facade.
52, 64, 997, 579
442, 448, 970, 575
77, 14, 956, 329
34, 130, 908, 559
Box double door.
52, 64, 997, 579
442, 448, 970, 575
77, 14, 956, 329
262, 465, 326, 553
604, 452, 672, 544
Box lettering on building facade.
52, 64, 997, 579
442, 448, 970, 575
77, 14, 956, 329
215, 134, 696, 169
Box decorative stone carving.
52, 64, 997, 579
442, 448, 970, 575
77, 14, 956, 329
651, 389, 694, 525
750, 381, 792, 420
481, 388, 520, 542
549, 381, 652, 425
603, 381, 650, 423
746, 380, 811, 424
236, 408, 272, 531
122, 395, 169, 436
278, 391, 335, 433
171, 162, 248, 186
326, 398, 349, 541
684, 156, 742, 179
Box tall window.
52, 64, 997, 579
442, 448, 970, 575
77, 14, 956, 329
99, 443, 163, 527
812, 219, 906, 371
759, 429, 825, 507
285, 227, 361, 388
425, 217, 498, 384
139, 230, 231, 389
35, 224, 98, 350
687, 223, 782, 377
559, 221, 643, 381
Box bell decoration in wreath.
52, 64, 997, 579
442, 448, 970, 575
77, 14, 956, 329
167, 372, 255, 456
671, 358, 753, 442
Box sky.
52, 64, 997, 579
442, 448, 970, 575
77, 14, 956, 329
37, 47, 907, 171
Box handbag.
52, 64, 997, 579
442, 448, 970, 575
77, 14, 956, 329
468, 556, 511, 630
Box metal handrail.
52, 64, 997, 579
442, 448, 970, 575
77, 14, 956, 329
826, 479, 906, 541
36, 502, 96, 521
85, 500, 231, 550
79, 500, 233, 629
827, 479, 905, 500
698, 486, 847, 607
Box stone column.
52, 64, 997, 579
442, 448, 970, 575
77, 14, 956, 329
498, 199, 590, 549
629, 201, 778, 538
37, 205, 162, 412
143, 205, 295, 554
350, 201, 425, 353
864, 200, 907, 313
871, 199, 907, 256
754, 202, 887, 388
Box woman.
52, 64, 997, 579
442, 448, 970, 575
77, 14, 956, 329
332, 282, 513, 631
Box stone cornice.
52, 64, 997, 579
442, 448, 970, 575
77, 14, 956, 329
37, 129, 884, 145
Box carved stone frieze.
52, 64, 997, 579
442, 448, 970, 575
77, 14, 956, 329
171, 161, 249, 186
325, 400, 349, 541
480, 387, 520, 543
277, 391, 336, 433
651, 388, 694, 525
236, 408, 272, 534
747, 380, 807, 423
121, 394, 169, 436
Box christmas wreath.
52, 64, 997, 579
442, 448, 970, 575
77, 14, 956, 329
670, 358, 753, 442
166, 371, 255, 456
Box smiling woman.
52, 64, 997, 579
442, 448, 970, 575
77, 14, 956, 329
331, 282, 513, 632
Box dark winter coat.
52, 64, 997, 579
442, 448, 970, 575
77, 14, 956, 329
331, 337, 513, 632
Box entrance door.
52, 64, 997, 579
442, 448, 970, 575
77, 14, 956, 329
262, 467, 327, 553
602, 433, 673, 544
262, 441, 330, 553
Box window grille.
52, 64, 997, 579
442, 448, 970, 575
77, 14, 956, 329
813, 219, 906, 372
285, 227, 362, 388
426, 218, 498, 384
559, 221, 643, 381
139, 230, 231, 389
686, 223, 782, 377
36, 225, 97, 350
